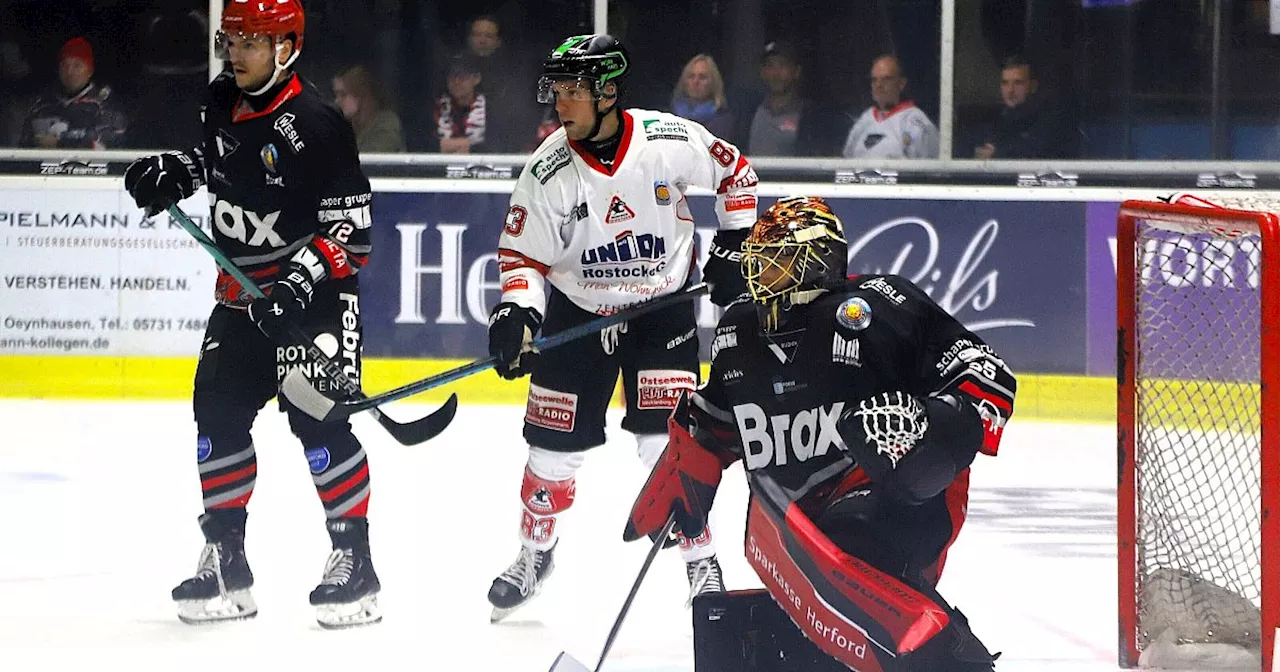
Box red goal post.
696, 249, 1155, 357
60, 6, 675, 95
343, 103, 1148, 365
1117, 195, 1280, 670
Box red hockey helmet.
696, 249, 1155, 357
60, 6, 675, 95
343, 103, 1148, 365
216, 0, 306, 94
217, 0, 306, 58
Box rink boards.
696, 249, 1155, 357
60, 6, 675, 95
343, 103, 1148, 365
3, 177, 1269, 422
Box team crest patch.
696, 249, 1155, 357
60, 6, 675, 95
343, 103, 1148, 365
305, 446, 331, 474
260, 143, 279, 173
837, 297, 872, 331
654, 181, 671, 205
605, 195, 636, 224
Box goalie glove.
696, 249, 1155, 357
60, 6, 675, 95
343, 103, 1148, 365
837, 391, 983, 505
624, 391, 727, 544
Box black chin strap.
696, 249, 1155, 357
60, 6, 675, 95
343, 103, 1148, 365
587, 102, 619, 142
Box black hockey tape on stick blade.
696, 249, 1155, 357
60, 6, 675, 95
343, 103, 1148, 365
165, 205, 458, 446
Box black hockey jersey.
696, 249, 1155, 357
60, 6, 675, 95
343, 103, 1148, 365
193, 72, 372, 306
690, 274, 1016, 503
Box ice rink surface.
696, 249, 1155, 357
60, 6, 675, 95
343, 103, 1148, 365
1, 399, 1132, 671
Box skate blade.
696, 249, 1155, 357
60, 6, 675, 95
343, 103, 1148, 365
176, 589, 258, 624
315, 593, 382, 630
489, 581, 547, 623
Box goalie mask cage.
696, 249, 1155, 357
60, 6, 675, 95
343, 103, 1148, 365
1118, 197, 1280, 670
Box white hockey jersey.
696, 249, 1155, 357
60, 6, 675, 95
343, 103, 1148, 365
497, 108, 759, 316
841, 101, 939, 159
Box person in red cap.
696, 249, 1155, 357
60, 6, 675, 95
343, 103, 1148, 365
122, 0, 382, 630
19, 36, 126, 149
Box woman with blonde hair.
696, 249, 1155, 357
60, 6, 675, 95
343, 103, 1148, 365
332, 65, 405, 153
670, 53, 733, 139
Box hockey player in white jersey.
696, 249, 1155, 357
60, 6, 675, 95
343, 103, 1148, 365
485, 34, 759, 622
842, 56, 939, 159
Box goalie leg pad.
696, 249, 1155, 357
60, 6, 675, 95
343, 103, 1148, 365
693, 589, 856, 671
519, 446, 582, 551
624, 394, 724, 544
745, 472, 953, 669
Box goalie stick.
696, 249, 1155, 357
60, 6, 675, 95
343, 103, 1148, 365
166, 205, 458, 446
547, 517, 678, 672
281, 282, 712, 423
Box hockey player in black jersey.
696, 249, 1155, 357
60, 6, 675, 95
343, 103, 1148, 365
625, 197, 1014, 670
123, 0, 380, 629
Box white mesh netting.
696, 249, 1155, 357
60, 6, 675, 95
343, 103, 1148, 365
1132, 210, 1265, 669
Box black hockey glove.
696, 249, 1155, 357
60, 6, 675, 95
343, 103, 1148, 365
123, 151, 203, 217
487, 302, 541, 380
703, 228, 751, 306
248, 264, 314, 341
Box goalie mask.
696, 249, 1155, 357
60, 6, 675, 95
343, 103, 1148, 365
742, 196, 848, 331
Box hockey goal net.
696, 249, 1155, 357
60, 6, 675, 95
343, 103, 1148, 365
1118, 195, 1280, 670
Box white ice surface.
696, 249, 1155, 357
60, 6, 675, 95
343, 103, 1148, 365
0, 400, 1132, 671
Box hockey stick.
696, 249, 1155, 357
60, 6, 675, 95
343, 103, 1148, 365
166, 205, 458, 446
548, 516, 678, 672
281, 282, 711, 423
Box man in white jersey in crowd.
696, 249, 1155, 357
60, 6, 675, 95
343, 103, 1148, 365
484, 34, 759, 621
842, 55, 939, 159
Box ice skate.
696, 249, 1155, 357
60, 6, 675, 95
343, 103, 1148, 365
685, 554, 724, 608
309, 518, 382, 629
172, 511, 257, 624
488, 542, 556, 622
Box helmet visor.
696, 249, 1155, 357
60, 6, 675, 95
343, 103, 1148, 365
214, 31, 275, 60
536, 76, 598, 104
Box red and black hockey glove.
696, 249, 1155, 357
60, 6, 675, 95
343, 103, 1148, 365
123, 150, 202, 217
248, 263, 313, 341
487, 302, 541, 380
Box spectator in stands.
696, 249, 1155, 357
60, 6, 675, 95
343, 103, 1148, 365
737, 40, 850, 157
842, 55, 938, 159
431, 53, 490, 154
0, 8, 34, 146
333, 65, 404, 153
974, 56, 1076, 159
19, 37, 126, 149
670, 54, 733, 139
461, 14, 532, 152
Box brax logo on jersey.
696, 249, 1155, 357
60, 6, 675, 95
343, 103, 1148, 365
273, 112, 304, 151
213, 200, 285, 247
832, 333, 861, 366
605, 195, 636, 224
733, 402, 849, 470
580, 230, 667, 279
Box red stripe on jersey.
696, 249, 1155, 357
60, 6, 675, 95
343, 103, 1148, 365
569, 111, 634, 176
958, 380, 1012, 456
314, 237, 356, 279
201, 464, 257, 491
231, 74, 303, 123
497, 248, 550, 275
319, 464, 370, 502
716, 154, 755, 194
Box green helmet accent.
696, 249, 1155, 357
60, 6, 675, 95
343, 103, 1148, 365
539, 34, 630, 98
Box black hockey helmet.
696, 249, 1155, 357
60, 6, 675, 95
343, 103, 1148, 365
742, 196, 848, 330
537, 34, 630, 104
